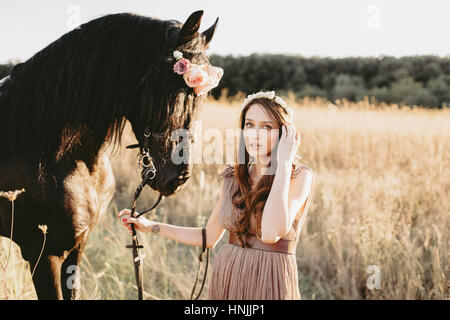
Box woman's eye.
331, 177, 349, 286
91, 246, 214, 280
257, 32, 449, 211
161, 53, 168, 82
245, 123, 252, 128
264, 125, 272, 129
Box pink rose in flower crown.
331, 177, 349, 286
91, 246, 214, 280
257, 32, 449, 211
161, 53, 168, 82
173, 58, 191, 75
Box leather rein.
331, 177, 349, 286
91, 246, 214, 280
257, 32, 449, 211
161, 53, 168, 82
125, 124, 208, 300
125, 123, 164, 300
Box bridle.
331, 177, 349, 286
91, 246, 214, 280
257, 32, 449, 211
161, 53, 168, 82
125, 123, 165, 300
125, 122, 205, 300
126, 124, 164, 183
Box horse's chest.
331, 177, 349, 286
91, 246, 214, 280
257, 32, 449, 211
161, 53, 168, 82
63, 154, 115, 234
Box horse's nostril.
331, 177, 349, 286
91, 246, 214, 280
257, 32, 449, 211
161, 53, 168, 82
179, 176, 190, 184
178, 174, 191, 180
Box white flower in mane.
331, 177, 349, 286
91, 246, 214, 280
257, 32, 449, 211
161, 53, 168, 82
240, 90, 293, 118
173, 50, 183, 60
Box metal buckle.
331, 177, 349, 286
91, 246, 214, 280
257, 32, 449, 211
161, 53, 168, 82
135, 129, 158, 179
141, 153, 152, 168
139, 149, 156, 180
143, 168, 156, 180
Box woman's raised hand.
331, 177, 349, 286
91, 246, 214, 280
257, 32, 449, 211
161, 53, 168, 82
277, 122, 301, 166
117, 208, 153, 234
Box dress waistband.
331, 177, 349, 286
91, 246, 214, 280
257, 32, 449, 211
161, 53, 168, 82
228, 231, 296, 255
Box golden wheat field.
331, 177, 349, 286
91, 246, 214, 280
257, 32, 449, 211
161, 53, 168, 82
1, 96, 449, 300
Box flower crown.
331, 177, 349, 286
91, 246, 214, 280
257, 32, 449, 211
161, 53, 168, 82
172, 50, 224, 96
240, 91, 293, 118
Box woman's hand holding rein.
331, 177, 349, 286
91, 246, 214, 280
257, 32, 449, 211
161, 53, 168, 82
117, 209, 158, 234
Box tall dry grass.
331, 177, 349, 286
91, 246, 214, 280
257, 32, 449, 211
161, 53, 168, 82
1, 96, 449, 299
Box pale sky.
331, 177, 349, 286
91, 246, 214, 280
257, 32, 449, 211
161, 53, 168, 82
0, 0, 449, 64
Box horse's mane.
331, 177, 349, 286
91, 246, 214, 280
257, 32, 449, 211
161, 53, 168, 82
0, 12, 204, 165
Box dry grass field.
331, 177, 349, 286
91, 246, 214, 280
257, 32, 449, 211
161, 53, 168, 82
1, 95, 449, 299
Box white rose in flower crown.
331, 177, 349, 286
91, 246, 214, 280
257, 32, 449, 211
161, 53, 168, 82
266, 91, 276, 99
240, 91, 275, 109
240, 91, 293, 117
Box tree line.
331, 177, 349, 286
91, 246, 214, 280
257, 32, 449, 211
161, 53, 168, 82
210, 54, 450, 108
2, 54, 450, 108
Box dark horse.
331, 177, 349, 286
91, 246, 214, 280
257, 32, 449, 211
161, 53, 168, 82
0, 10, 218, 299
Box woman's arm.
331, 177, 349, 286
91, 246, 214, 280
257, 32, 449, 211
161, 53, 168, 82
260, 123, 313, 243
117, 180, 227, 249
260, 165, 313, 243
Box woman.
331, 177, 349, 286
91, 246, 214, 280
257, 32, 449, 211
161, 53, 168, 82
118, 90, 314, 299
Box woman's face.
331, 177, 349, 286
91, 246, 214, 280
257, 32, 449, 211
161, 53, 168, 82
243, 104, 280, 161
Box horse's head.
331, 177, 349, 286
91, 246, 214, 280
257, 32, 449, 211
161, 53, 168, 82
126, 11, 220, 197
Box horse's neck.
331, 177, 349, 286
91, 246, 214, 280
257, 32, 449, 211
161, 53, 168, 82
22, 126, 109, 174
55, 129, 110, 171
0, 75, 120, 171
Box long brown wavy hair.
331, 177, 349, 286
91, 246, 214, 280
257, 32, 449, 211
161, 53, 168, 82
231, 97, 302, 247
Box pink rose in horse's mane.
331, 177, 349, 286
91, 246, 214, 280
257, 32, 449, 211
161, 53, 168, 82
173, 58, 191, 75
193, 66, 224, 96
183, 65, 208, 87
208, 65, 224, 86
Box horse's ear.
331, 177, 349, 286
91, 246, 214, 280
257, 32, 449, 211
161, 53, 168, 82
177, 10, 204, 46
202, 17, 219, 49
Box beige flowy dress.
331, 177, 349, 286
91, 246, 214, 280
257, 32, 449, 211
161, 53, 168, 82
208, 164, 314, 300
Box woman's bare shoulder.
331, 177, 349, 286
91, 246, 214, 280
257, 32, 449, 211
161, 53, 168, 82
291, 160, 314, 179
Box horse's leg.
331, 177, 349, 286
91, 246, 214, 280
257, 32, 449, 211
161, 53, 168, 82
57, 152, 115, 299
60, 239, 87, 300
30, 254, 64, 300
